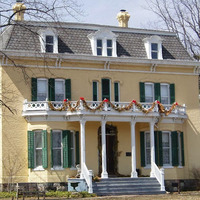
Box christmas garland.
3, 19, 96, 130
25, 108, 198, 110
48, 97, 180, 116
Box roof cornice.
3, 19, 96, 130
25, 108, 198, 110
1, 50, 199, 67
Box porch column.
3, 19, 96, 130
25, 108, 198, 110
150, 121, 155, 177
131, 120, 138, 178
80, 119, 86, 179
101, 120, 108, 178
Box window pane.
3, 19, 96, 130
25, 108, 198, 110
162, 133, 170, 147
97, 40, 102, 47
46, 44, 53, 53
146, 133, 150, 148
146, 149, 151, 165
151, 43, 158, 51
152, 52, 158, 59
35, 133, 42, 148
53, 149, 61, 166
53, 132, 61, 148
55, 80, 64, 101
161, 84, 169, 104
46, 35, 54, 44
36, 149, 42, 167
37, 80, 47, 101
97, 48, 102, 55
107, 40, 112, 47
107, 49, 112, 56
145, 84, 153, 102
163, 149, 170, 164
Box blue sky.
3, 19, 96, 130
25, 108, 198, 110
79, 0, 157, 28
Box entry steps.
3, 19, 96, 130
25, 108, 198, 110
92, 177, 166, 196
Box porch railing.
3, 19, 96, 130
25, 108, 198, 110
23, 100, 186, 116
152, 162, 165, 191
82, 163, 93, 193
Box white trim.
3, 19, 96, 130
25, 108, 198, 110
1, 50, 197, 68
88, 28, 117, 57
38, 29, 58, 53
143, 36, 163, 60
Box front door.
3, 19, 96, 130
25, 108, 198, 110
98, 124, 118, 175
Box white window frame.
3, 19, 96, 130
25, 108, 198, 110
88, 28, 117, 57
39, 29, 58, 53
143, 35, 163, 59
162, 131, 172, 166
52, 130, 63, 170
37, 78, 48, 101
161, 83, 170, 105
145, 82, 154, 103
51, 130, 77, 170
34, 130, 44, 171
55, 79, 65, 101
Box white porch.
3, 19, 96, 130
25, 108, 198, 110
22, 99, 187, 192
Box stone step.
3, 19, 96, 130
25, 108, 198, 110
92, 177, 165, 196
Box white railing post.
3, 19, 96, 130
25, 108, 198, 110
160, 167, 165, 191
88, 170, 93, 193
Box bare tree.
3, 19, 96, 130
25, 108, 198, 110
0, 0, 83, 114
146, 0, 200, 60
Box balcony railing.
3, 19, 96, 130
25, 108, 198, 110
23, 99, 186, 116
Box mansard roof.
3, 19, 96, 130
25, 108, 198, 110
0, 21, 192, 61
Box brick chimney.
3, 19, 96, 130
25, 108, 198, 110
13, 0, 26, 21
117, 10, 130, 28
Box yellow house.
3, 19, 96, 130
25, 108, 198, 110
0, 1, 200, 195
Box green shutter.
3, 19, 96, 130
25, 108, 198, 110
139, 82, 145, 102
180, 132, 185, 166
171, 131, 179, 166
28, 131, 34, 169
170, 84, 175, 104
158, 131, 163, 166
62, 130, 71, 168
31, 78, 37, 101
114, 82, 119, 102
42, 130, 48, 168
140, 132, 145, 167
65, 79, 71, 100
75, 131, 80, 165
154, 131, 159, 165
48, 78, 55, 101
154, 83, 161, 102
93, 82, 98, 101
102, 79, 110, 100
50, 130, 53, 168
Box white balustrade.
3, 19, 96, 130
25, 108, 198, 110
152, 162, 165, 191
23, 99, 187, 116
82, 163, 93, 193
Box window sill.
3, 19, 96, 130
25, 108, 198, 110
51, 167, 64, 171
32, 166, 45, 171
70, 167, 77, 171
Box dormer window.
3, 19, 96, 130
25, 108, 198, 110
143, 36, 163, 60
88, 28, 117, 57
39, 29, 58, 53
